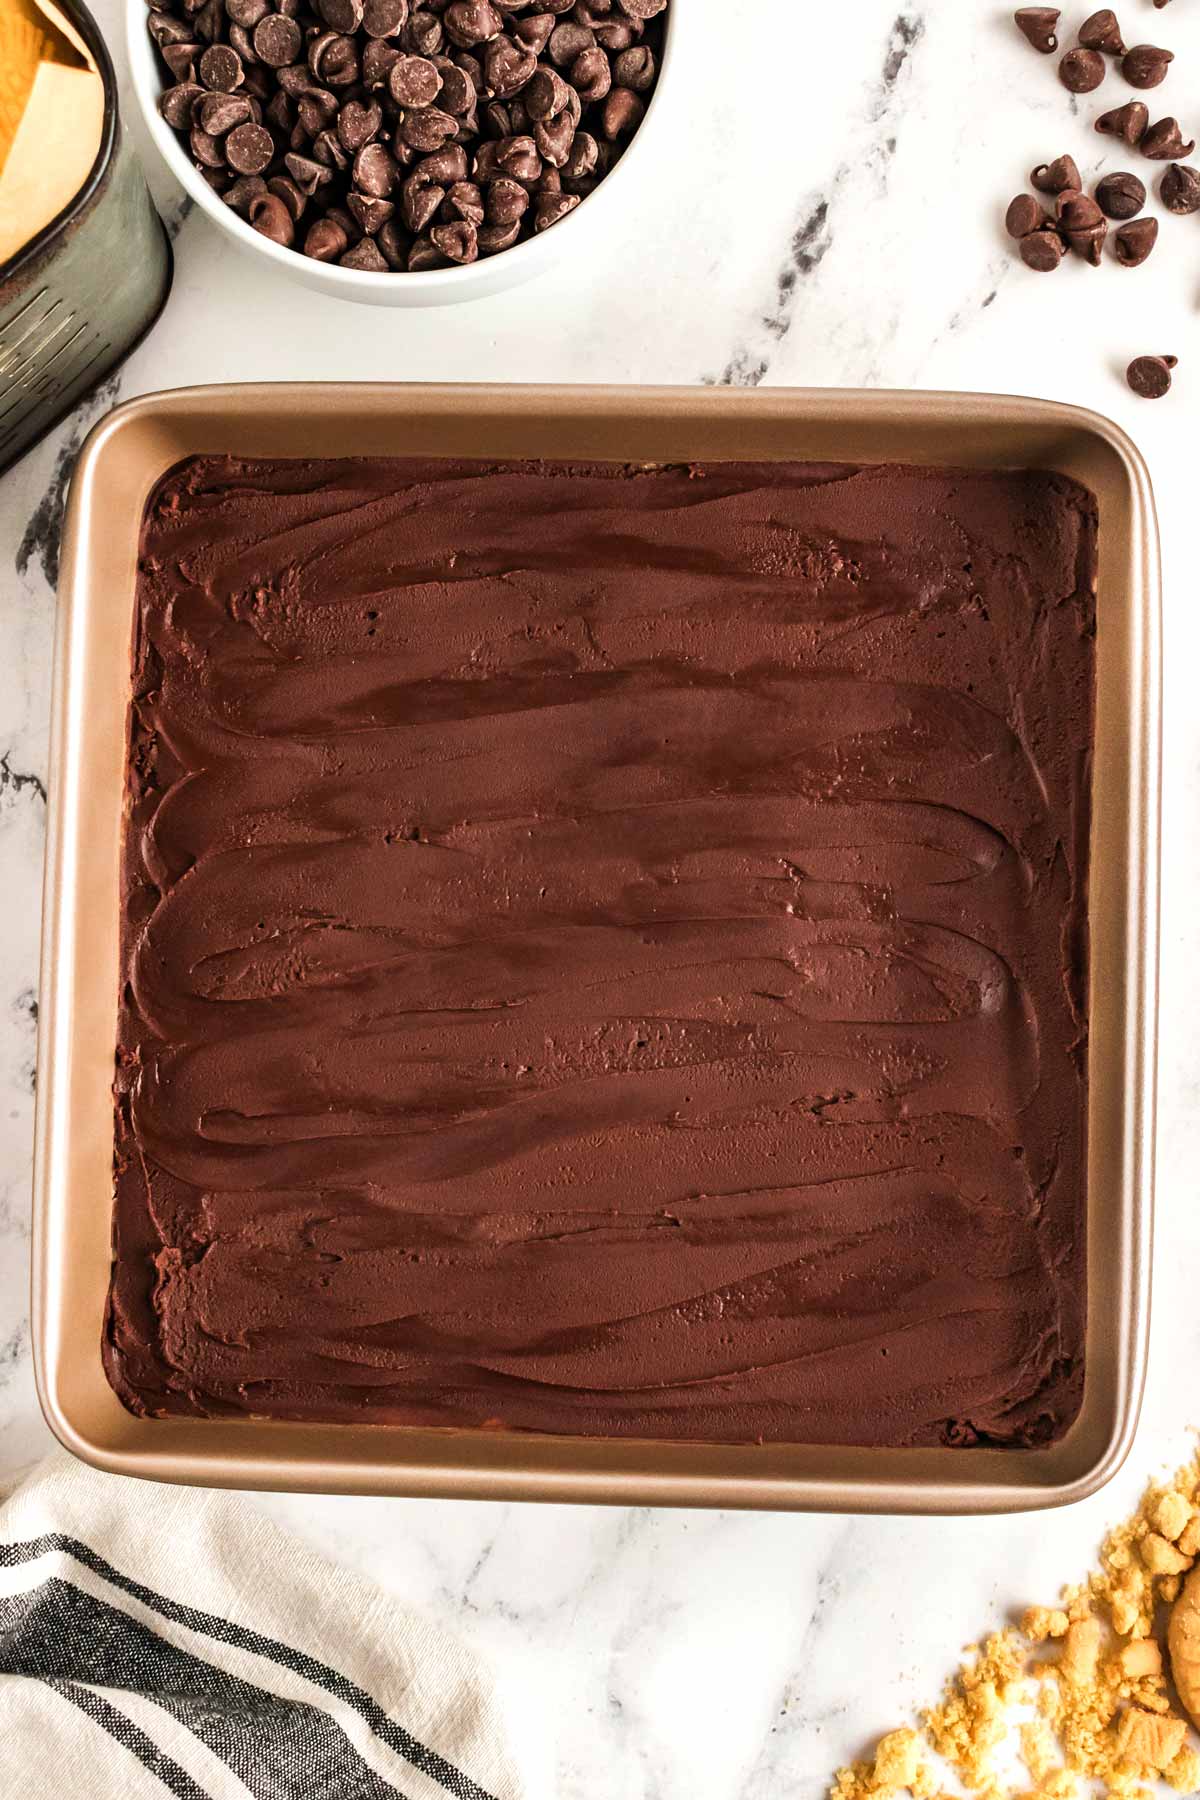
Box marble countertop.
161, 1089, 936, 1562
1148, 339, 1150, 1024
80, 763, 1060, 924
4, 2, 1200, 1794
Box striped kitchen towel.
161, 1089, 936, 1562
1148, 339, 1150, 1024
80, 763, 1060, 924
0, 1454, 525, 1800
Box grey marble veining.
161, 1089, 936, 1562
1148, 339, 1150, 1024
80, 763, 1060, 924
4, 2, 1200, 1794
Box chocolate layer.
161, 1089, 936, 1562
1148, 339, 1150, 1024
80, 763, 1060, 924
107, 454, 1096, 1447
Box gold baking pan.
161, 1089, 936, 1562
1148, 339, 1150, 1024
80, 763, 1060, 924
33, 384, 1160, 1512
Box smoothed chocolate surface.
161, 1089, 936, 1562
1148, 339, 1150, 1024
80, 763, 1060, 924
107, 454, 1096, 1447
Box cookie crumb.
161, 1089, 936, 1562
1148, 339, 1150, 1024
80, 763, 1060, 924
829, 1449, 1200, 1800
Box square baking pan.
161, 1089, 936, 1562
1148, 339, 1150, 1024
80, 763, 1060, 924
33, 383, 1160, 1512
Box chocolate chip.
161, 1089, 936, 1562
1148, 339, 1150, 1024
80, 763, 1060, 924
485, 35, 538, 94
225, 0, 270, 27
389, 51, 441, 103
445, 179, 484, 223
224, 118, 274, 172
1141, 117, 1195, 159
252, 12, 300, 63
433, 57, 475, 112
1030, 154, 1081, 193
197, 89, 253, 133
525, 65, 572, 118
1019, 227, 1066, 270
613, 44, 654, 89
404, 9, 443, 55
535, 111, 576, 164
198, 42, 243, 89
296, 88, 338, 134
351, 140, 398, 193
1078, 9, 1124, 53
477, 218, 521, 253
318, 0, 363, 28
485, 174, 529, 222
160, 81, 204, 126
1160, 161, 1200, 213
149, 0, 666, 270
443, 1, 502, 46
304, 214, 350, 257
223, 172, 268, 213
1005, 194, 1046, 237
337, 97, 383, 147
1096, 99, 1149, 143
514, 12, 555, 53
1114, 215, 1158, 264
430, 218, 478, 260
570, 48, 610, 103
347, 189, 395, 231
397, 105, 458, 150
407, 233, 445, 268
534, 188, 579, 229
601, 85, 643, 137
249, 191, 295, 243
340, 234, 390, 268
284, 150, 334, 192
361, 0, 406, 31
1059, 191, 1107, 261
377, 218, 411, 266
1095, 170, 1145, 217
401, 166, 444, 230
310, 30, 359, 83
189, 125, 226, 166
1059, 46, 1105, 91
1122, 43, 1172, 88
161, 40, 200, 78
493, 133, 541, 182
1126, 353, 1176, 396
267, 173, 306, 217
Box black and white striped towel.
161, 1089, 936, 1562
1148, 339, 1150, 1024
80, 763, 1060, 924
0, 1454, 524, 1800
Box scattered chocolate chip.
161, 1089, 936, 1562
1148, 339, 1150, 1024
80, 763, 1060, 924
1031, 153, 1081, 193
1161, 161, 1200, 213
1114, 215, 1158, 264
1122, 43, 1172, 88
1059, 46, 1105, 91
1020, 226, 1066, 269
1079, 8, 1124, 53
1095, 170, 1145, 218
1141, 117, 1196, 159
1059, 191, 1107, 261
1126, 353, 1176, 396
1096, 98, 1149, 143
1005, 193, 1046, 237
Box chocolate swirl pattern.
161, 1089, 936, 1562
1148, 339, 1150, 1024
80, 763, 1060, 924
106, 455, 1096, 1447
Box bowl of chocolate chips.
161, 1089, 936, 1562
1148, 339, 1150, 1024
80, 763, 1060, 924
128, 0, 672, 303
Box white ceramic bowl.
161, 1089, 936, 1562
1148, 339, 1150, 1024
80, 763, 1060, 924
127, 0, 676, 307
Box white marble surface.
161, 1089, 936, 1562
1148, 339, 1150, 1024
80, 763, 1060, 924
4, 2, 1200, 1795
